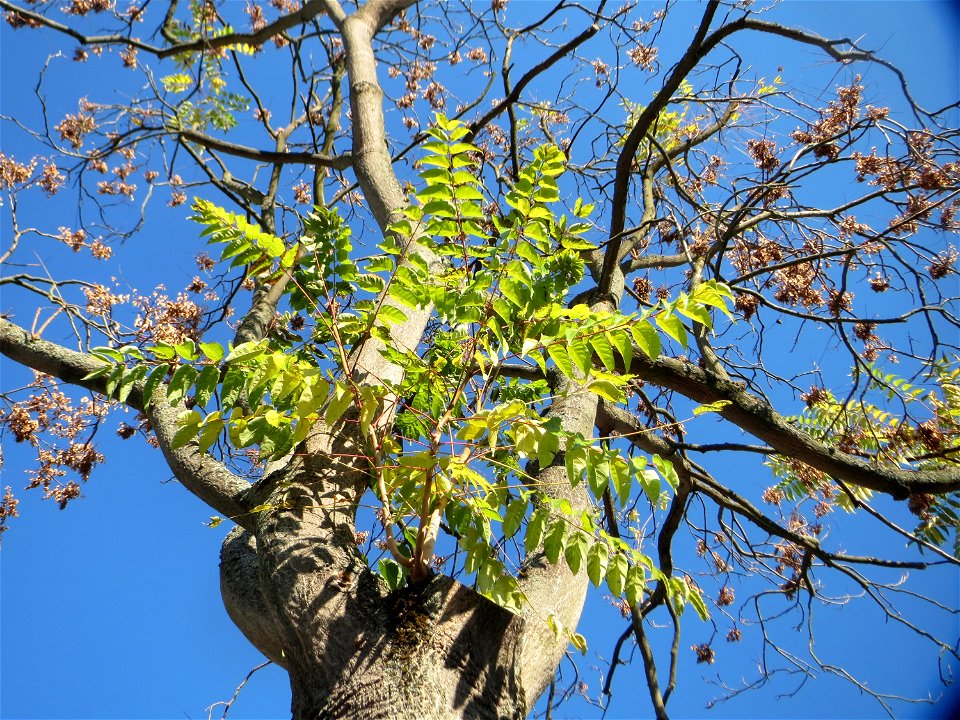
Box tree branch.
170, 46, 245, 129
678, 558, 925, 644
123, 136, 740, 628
175, 129, 351, 169
0, 0, 333, 60
0, 318, 254, 527
626, 351, 960, 497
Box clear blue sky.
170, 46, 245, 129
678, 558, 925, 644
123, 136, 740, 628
1, 2, 958, 719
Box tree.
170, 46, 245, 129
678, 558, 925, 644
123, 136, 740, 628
1, 0, 958, 717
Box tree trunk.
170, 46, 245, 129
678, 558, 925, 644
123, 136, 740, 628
222, 529, 530, 720
219, 427, 535, 719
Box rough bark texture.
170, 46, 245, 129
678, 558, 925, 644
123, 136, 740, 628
219, 425, 535, 719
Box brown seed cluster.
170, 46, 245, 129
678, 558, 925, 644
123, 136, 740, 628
928, 246, 957, 280
734, 293, 759, 321
293, 180, 311, 204
908, 493, 935, 519
63, 0, 113, 15
717, 586, 735, 607
133, 289, 203, 345
0, 374, 109, 513
692, 643, 715, 664
869, 273, 890, 292
97, 179, 137, 199
800, 385, 829, 408
791, 78, 863, 157
730, 235, 782, 273
746, 138, 779, 173
0, 152, 34, 187
628, 44, 658, 71
39, 163, 65, 195
120, 45, 138, 69
0, 486, 20, 537
55, 112, 96, 149
83, 283, 129, 316
632, 276, 653, 302
761, 486, 784, 506
245, 1, 266, 32
772, 262, 821, 308
5, 10, 42, 28
466, 47, 487, 63
592, 60, 609, 88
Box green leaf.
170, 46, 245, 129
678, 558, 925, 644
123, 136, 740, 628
524, 507, 549, 553
547, 344, 573, 378
564, 530, 590, 575
499, 277, 529, 309
586, 378, 624, 403
544, 518, 566, 565
688, 586, 710, 620
152, 343, 176, 361
589, 334, 616, 372
652, 454, 680, 490
366, 255, 394, 273
610, 456, 632, 506
567, 336, 592, 374
503, 498, 526, 539
143, 364, 169, 406
324, 382, 354, 427
167, 365, 198, 406
104, 364, 124, 398
92, 346, 124, 363
693, 400, 732, 416
171, 409, 203, 449
193, 364, 220, 408
655, 312, 687, 347
357, 385, 379, 437
630, 320, 661, 359
675, 296, 712, 328
586, 542, 609, 587
117, 364, 148, 404
175, 341, 199, 362
609, 329, 633, 370
607, 552, 628, 597
220, 365, 245, 408
356, 274, 386, 294
565, 442, 588, 488
378, 559, 405, 591
199, 341, 224, 363
560, 236, 599, 251
196, 416, 224, 453
377, 305, 408, 326
81, 364, 111, 381
225, 339, 267, 364
586, 452, 608, 498
625, 565, 645, 606
632, 456, 660, 505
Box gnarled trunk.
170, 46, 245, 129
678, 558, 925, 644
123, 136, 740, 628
219, 420, 548, 719
222, 526, 530, 719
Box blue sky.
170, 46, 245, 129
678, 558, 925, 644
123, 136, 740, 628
2, 1, 959, 718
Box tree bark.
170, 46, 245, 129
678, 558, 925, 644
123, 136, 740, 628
220, 447, 532, 719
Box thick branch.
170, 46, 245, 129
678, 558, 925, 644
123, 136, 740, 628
626, 350, 960, 497
335, 1, 440, 388
0, 318, 254, 526
600, 0, 721, 297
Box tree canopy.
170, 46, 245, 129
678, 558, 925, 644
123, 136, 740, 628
1, 1, 958, 718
